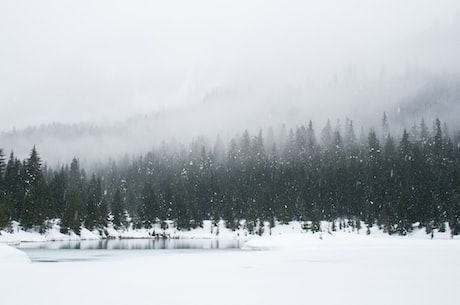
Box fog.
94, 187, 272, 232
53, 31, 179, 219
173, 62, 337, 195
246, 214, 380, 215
1, 0, 460, 165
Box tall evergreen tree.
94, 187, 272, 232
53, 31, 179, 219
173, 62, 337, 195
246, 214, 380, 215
60, 187, 82, 234
3, 152, 24, 221
381, 112, 389, 141
139, 183, 158, 229
0, 148, 5, 185
0, 198, 7, 229
22, 146, 47, 230
321, 120, 333, 151
419, 118, 429, 147
0, 149, 7, 228
85, 174, 103, 230
365, 129, 382, 224
49, 166, 68, 218
111, 188, 126, 229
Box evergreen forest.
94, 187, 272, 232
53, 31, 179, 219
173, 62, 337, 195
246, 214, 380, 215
1, 116, 460, 236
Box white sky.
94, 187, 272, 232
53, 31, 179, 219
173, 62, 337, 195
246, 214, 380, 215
1, 0, 460, 132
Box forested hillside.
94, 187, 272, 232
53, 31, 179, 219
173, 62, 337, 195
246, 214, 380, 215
1, 116, 459, 236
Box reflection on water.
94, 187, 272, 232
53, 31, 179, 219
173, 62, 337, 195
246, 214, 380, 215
16, 239, 245, 263
18, 238, 244, 250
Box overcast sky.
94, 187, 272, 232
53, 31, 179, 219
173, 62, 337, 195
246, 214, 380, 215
1, 0, 460, 133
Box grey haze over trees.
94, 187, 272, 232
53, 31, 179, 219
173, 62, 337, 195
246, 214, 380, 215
2, 1, 460, 164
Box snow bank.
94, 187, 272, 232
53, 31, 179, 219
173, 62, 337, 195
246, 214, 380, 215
0, 243, 30, 264
103, 220, 251, 240
242, 223, 460, 250
1, 219, 459, 244
0, 226, 46, 243
0, 221, 101, 243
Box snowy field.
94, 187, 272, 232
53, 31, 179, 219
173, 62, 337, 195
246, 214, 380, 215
1, 230, 460, 305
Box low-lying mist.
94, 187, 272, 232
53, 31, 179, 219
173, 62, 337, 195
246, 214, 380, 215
2, 1, 460, 166
1, 67, 460, 168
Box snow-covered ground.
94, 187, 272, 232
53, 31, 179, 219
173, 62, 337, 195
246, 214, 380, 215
0, 220, 253, 243
1, 219, 458, 243
0, 243, 30, 264
1, 225, 460, 305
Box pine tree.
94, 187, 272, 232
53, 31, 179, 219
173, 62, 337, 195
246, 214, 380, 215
0, 148, 5, 186
84, 174, 102, 231
60, 187, 82, 235
321, 120, 333, 151
344, 118, 357, 155
0, 149, 7, 228
428, 118, 445, 229
306, 120, 318, 156
68, 157, 87, 217
381, 135, 395, 227
449, 190, 460, 236
50, 167, 68, 218
365, 129, 382, 224
22, 146, 47, 230
3, 153, 24, 221
139, 183, 158, 229
0, 149, 7, 229
398, 129, 416, 225
0, 201, 7, 229
381, 112, 389, 141
111, 188, 126, 230
330, 129, 346, 219
96, 198, 109, 230
419, 118, 429, 147
174, 181, 190, 230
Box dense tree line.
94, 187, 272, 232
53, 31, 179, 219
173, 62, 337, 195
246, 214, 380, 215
1, 116, 460, 236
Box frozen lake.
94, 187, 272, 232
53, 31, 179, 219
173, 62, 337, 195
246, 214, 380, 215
3, 233, 460, 305
15, 238, 245, 263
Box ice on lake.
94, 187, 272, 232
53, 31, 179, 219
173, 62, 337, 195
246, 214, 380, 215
1, 232, 460, 305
